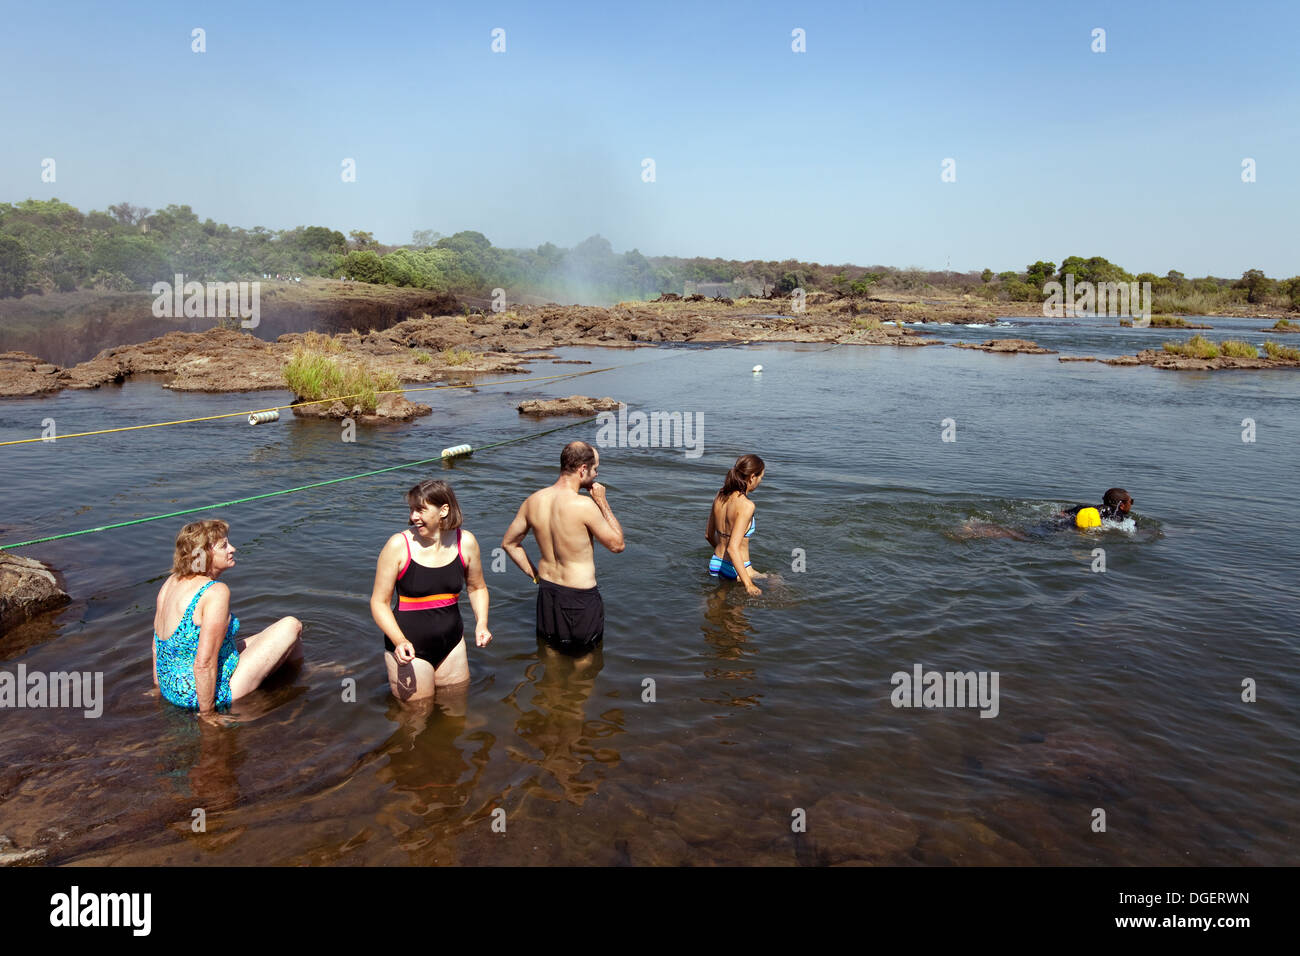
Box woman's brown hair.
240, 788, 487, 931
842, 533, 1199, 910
716, 454, 765, 500
172, 519, 230, 577
406, 479, 463, 530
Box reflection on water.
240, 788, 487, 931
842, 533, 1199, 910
505, 641, 621, 807
1, 339, 1297, 865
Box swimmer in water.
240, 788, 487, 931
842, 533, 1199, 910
705, 453, 766, 596
1045, 488, 1134, 531
951, 487, 1135, 540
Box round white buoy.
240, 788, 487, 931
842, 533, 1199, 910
248, 410, 281, 425
441, 443, 473, 459
752, 364, 763, 373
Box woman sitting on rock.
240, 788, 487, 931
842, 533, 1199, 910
152, 519, 303, 718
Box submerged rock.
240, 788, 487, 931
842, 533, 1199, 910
0, 835, 46, 867
517, 395, 621, 417
798, 793, 920, 865
0, 553, 70, 633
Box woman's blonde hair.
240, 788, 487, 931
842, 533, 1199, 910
172, 519, 230, 577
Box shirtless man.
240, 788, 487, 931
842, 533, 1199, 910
501, 441, 625, 655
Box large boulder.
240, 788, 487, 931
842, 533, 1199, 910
0, 352, 64, 397
0, 552, 70, 633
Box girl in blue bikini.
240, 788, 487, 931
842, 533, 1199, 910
705, 454, 766, 596
152, 519, 303, 718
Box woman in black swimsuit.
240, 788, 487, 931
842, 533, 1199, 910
370, 480, 492, 702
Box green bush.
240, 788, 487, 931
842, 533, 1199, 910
1263, 340, 1300, 361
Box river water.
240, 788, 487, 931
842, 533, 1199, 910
1, 319, 1297, 865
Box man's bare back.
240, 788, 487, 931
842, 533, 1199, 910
502, 457, 623, 588
501, 450, 624, 590
502, 443, 624, 653
515, 485, 602, 588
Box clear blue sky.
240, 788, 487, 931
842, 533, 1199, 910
3, 0, 1297, 276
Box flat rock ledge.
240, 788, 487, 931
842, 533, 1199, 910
951, 339, 1057, 355
0, 552, 70, 632
1133, 348, 1300, 370
517, 395, 622, 417
290, 392, 432, 423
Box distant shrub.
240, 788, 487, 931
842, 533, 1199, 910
442, 346, 474, 365
412, 349, 432, 364
1218, 340, 1259, 358
1150, 315, 1189, 328
852, 316, 882, 330
1263, 340, 1300, 361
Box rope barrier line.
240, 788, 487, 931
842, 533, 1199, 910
0, 365, 619, 447
0, 416, 600, 551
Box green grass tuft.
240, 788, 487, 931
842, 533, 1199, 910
1263, 340, 1300, 361
283, 346, 399, 414
1162, 334, 1219, 359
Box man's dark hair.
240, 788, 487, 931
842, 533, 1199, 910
1103, 488, 1131, 507
560, 441, 597, 474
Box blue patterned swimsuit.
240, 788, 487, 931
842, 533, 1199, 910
155, 580, 240, 710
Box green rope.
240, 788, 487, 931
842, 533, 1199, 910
0, 416, 599, 551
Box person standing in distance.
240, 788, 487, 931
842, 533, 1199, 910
501, 441, 624, 655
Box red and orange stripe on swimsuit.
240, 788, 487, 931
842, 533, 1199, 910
397, 592, 458, 610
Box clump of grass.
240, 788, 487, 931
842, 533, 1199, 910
1150, 315, 1189, 328
1263, 340, 1300, 361
1162, 334, 1219, 359
1273, 318, 1296, 329
1218, 340, 1260, 359
283, 346, 399, 414
411, 349, 432, 364
441, 346, 474, 366
852, 316, 882, 330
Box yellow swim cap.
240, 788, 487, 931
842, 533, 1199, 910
1076, 507, 1102, 529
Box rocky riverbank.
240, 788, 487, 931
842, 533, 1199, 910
4, 300, 1298, 402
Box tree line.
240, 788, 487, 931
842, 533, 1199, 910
0, 199, 1295, 312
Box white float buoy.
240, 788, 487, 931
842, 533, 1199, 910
248, 410, 280, 425
752, 364, 763, 373
441, 443, 473, 459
